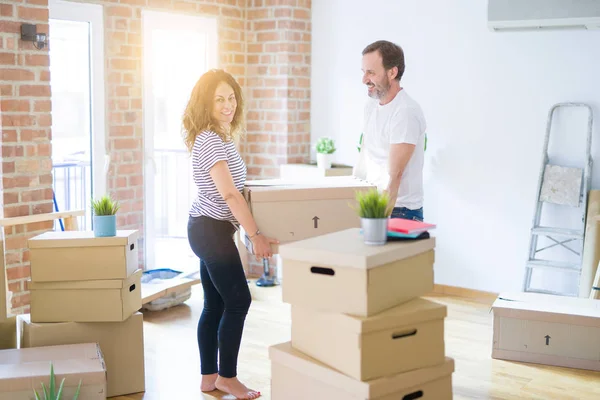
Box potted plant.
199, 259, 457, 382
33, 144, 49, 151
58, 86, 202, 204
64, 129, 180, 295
33, 363, 82, 400
355, 188, 391, 245
91, 194, 119, 237
315, 137, 336, 169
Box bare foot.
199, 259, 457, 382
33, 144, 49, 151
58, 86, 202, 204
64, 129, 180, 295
215, 376, 261, 399
201, 373, 218, 392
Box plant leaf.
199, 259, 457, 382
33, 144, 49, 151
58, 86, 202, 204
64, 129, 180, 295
33, 389, 41, 400
41, 382, 49, 399
49, 363, 55, 398
72, 380, 82, 400
56, 378, 65, 400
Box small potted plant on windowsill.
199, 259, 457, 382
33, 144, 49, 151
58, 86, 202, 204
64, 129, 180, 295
315, 136, 336, 169
355, 188, 391, 246
91, 194, 119, 237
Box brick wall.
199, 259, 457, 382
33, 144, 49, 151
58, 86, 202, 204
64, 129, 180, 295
0, 1, 53, 314
243, 0, 311, 178
1, 0, 311, 313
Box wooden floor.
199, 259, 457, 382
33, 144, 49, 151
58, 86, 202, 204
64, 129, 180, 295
114, 282, 600, 400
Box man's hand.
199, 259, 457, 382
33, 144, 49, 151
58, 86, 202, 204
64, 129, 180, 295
386, 143, 415, 214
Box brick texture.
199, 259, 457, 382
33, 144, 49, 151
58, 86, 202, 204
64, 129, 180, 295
243, 0, 311, 178
0, 0, 53, 314
1, 0, 311, 311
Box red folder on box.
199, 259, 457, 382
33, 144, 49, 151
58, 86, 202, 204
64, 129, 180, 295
387, 218, 436, 235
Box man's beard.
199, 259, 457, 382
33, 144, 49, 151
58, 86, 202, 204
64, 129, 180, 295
367, 78, 391, 99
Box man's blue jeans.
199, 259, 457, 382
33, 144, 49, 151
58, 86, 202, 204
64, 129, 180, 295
391, 206, 424, 222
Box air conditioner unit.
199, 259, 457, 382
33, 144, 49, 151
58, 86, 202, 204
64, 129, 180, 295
488, 0, 600, 32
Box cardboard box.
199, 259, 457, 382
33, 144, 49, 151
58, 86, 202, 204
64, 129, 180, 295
0, 317, 16, 350
28, 229, 139, 282
270, 341, 454, 400
291, 297, 447, 381
279, 228, 435, 317
28, 269, 142, 323
243, 176, 375, 251
19, 312, 145, 398
492, 292, 600, 371
279, 163, 354, 180
0, 342, 107, 400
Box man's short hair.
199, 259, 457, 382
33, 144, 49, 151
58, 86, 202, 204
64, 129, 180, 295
362, 40, 405, 81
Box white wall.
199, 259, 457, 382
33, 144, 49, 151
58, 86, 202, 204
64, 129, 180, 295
310, 0, 600, 294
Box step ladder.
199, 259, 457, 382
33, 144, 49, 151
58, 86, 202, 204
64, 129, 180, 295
523, 102, 594, 296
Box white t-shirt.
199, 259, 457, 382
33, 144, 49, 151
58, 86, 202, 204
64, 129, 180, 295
354, 89, 427, 209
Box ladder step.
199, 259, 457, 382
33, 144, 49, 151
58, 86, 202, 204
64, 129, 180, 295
531, 226, 584, 239
526, 259, 581, 272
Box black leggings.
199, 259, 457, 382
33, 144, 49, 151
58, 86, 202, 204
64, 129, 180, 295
187, 215, 251, 378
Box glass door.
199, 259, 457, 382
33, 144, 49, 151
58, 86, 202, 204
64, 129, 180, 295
48, 0, 106, 230
142, 11, 218, 271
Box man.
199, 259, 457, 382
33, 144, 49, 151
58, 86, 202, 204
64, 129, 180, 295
353, 40, 427, 221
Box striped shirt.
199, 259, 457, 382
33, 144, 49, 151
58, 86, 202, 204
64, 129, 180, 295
189, 130, 247, 223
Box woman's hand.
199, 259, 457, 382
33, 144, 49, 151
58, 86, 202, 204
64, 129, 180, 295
250, 233, 279, 260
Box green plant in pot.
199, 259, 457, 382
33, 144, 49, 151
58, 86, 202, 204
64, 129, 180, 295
315, 137, 336, 169
355, 188, 391, 245
33, 363, 82, 400
91, 194, 119, 237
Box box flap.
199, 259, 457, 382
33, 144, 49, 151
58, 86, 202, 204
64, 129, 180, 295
244, 177, 374, 203
302, 297, 447, 334
0, 343, 106, 392
245, 176, 365, 187
28, 269, 142, 291
28, 230, 139, 249
269, 341, 454, 398
279, 228, 435, 269
492, 292, 600, 327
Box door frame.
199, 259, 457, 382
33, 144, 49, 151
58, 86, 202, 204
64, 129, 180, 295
141, 10, 218, 270
48, 0, 107, 203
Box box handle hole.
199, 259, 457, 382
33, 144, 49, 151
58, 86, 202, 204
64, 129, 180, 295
310, 266, 334, 276
130, 243, 135, 251
392, 329, 417, 340
402, 390, 423, 400
129, 284, 136, 292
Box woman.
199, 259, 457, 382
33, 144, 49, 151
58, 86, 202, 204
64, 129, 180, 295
183, 69, 277, 400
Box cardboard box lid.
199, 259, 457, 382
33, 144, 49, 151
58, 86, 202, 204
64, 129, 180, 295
295, 297, 447, 334
27, 269, 142, 291
244, 176, 374, 203
492, 292, 600, 327
279, 228, 435, 269
28, 230, 139, 249
270, 341, 454, 398
0, 342, 106, 391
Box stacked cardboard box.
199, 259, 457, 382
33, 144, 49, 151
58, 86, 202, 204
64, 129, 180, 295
270, 228, 455, 399
17, 230, 146, 398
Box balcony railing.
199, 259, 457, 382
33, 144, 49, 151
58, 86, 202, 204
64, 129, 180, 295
52, 159, 91, 231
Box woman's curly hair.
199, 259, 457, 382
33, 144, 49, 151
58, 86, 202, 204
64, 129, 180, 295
182, 69, 245, 152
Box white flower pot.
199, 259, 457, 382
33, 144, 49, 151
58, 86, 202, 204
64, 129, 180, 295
316, 153, 332, 169
361, 217, 388, 246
